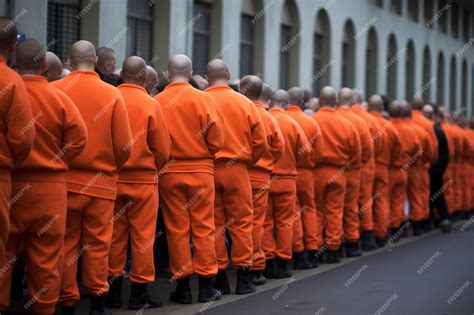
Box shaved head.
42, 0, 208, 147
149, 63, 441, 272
319, 86, 337, 107
401, 101, 412, 118
308, 97, 319, 112
338, 87, 353, 106
259, 83, 272, 108
70, 40, 97, 70
270, 89, 289, 109
368, 94, 384, 112
411, 97, 424, 110
144, 66, 158, 94
96, 47, 116, 75
422, 104, 434, 120
0, 17, 18, 57
16, 39, 46, 74
206, 59, 230, 85
45, 52, 62, 82
288, 87, 304, 108
121, 56, 147, 85
168, 54, 193, 81
352, 89, 364, 104
191, 74, 208, 90
240, 75, 262, 101
388, 100, 402, 118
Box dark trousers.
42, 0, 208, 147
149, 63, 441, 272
429, 170, 449, 221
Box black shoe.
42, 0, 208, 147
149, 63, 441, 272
293, 252, 312, 270
235, 268, 256, 294
375, 236, 387, 248
440, 219, 452, 233
422, 219, 432, 232
198, 276, 222, 303
390, 227, 401, 242
89, 296, 111, 315
275, 258, 292, 278
412, 221, 423, 236
317, 250, 327, 264
213, 270, 231, 294
105, 276, 123, 308
399, 221, 410, 237
249, 270, 266, 286
345, 242, 362, 257
337, 244, 345, 259
326, 250, 341, 264
61, 306, 75, 315
307, 250, 319, 268
263, 259, 276, 279
169, 277, 192, 304
128, 282, 162, 310
361, 231, 377, 250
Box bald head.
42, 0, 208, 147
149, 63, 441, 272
16, 39, 46, 75
338, 87, 353, 107
411, 97, 424, 110
352, 89, 364, 104
400, 101, 412, 118
45, 52, 62, 82
240, 75, 262, 101
422, 104, 434, 120
191, 74, 209, 90
308, 97, 319, 112
70, 40, 97, 70
167, 54, 193, 81
121, 56, 147, 86
206, 59, 230, 85
144, 66, 158, 94
0, 17, 18, 57
319, 86, 337, 108
270, 89, 289, 109
368, 95, 384, 112
96, 47, 116, 75
287, 87, 304, 109
388, 100, 402, 118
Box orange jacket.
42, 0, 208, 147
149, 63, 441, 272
52, 70, 133, 200
441, 123, 456, 164
371, 112, 401, 167
206, 85, 266, 167
154, 81, 224, 174
406, 120, 432, 168
351, 104, 384, 158
412, 110, 438, 164
269, 107, 310, 177
0, 59, 35, 172
337, 106, 372, 168
390, 118, 421, 168
117, 83, 170, 183
451, 125, 464, 165
250, 101, 285, 173
287, 105, 323, 168
312, 107, 361, 168
12, 75, 87, 181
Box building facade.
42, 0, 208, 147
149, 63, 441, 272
1, 0, 473, 115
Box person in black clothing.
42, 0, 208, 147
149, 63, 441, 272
423, 105, 452, 232
95, 47, 121, 86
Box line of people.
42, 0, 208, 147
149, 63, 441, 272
1, 16, 473, 315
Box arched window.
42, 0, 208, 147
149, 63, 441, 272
405, 40, 415, 100
407, 0, 418, 22
461, 60, 467, 108
192, 0, 213, 75
279, 0, 300, 89
436, 52, 445, 105
386, 34, 398, 100
341, 20, 355, 87
422, 46, 431, 103
313, 9, 330, 96
449, 55, 457, 111
127, 0, 153, 62
365, 27, 378, 97
240, 0, 264, 77
390, 0, 402, 15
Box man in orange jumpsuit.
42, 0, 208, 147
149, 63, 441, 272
106, 56, 170, 310
287, 87, 324, 268
451, 115, 466, 215
469, 118, 474, 213
368, 95, 401, 246
0, 39, 87, 315
154, 54, 224, 304
336, 88, 371, 257
388, 101, 421, 236
52, 40, 133, 315
205, 59, 267, 295
438, 108, 457, 215
0, 18, 35, 286
312, 87, 361, 263
263, 89, 311, 278
351, 91, 383, 250
45, 52, 63, 82
240, 77, 284, 285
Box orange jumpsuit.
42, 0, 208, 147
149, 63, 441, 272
460, 128, 472, 213
52, 70, 133, 306
469, 128, 474, 211
0, 75, 87, 315
451, 124, 465, 212
206, 85, 267, 270
336, 106, 372, 243
312, 107, 361, 250
263, 107, 310, 261
440, 123, 456, 214
287, 105, 323, 253
249, 101, 284, 271
0, 59, 35, 284
390, 118, 421, 228
351, 104, 384, 233
371, 113, 401, 239
108, 83, 170, 283
154, 81, 224, 279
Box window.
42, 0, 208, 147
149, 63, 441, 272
408, 0, 418, 22
390, 0, 402, 15
192, 0, 212, 76
424, 0, 433, 27
422, 47, 431, 103
240, 14, 255, 77
313, 9, 330, 96
438, 0, 448, 33
386, 35, 398, 100
47, 0, 81, 61
462, 9, 470, 42
449, 56, 456, 111
127, 0, 153, 62
451, 2, 459, 38
280, 25, 291, 89
461, 60, 467, 107
436, 53, 445, 105
365, 28, 378, 97
405, 41, 415, 100
341, 20, 355, 88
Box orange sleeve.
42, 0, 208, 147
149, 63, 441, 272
349, 125, 362, 167
390, 126, 402, 164
311, 120, 324, 164
422, 131, 433, 164
59, 92, 88, 163
111, 93, 133, 170
149, 100, 171, 171
269, 116, 285, 163
359, 125, 373, 165
249, 104, 267, 165
203, 95, 224, 157
295, 123, 312, 166
7, 81, 35, 166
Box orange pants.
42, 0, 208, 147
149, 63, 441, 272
359, 160, 375, 231
389, 168, 408, 228
314, 165, 346, 251
420, 168, 430, 220
0, 181, 66, 315
0, 172, 11, 284
59, 193, 114, 306
453, 161, 463, 211
159, 172, 217, 279
461, 161, 471, 212
373, 164, 389, 239
443, 166, 454, 214
407, 167, 424, 222
214, 163, 253, 269
109, 183, 158, 283
249, 170, 271, 271
342, 169, 360, 242
262, 176, 296, 261
292, 168, 318, 252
